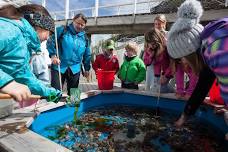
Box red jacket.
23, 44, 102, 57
92, 54, 119, 73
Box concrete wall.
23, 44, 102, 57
56, 9, 228, 34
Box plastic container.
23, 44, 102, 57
96, 69, 115, 90
19, 99, 38, 108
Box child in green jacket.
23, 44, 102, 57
118, 42, 146, 89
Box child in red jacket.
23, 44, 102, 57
92, 40, 119, 73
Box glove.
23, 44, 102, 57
66, 88, 81, 106
47, 92, 62, 103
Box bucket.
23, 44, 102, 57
96, 69, 115, 90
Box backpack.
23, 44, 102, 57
201, 17, 228, 46
57, 24, 89, 50
201, 18, 228, 105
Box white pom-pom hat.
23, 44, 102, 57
167, 0, 204, 59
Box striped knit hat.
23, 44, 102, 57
167, 0, 204, 59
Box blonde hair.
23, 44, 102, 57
154, 14, 167, 23
125, 41, 139, 55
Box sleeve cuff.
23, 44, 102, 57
0, 79, 14, 90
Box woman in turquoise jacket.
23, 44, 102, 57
118, 42, 146, 89
47, 13, 91, 95
0, 4, 61, 102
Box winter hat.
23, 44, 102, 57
167, 0, 204, 59
23, 11, 55, 33
105, 40, 115, 50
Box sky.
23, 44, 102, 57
30, 0, 161, 46
29, 1, 132, 46
31, 0, 159, 19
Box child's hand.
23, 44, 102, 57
51, 55, 61, 65
83, 71, 90, 78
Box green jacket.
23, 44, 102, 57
118, 56, 146, 83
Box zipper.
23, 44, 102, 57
124, 61, 130, 82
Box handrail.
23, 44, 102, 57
115, 36, 145, 50
51, 0, 162, 20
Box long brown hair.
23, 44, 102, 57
0, 5, 22, 19
1, 4, 54, 32
0, 4, 51, 21
144, 28, 165, 52
184, 52, 205, 76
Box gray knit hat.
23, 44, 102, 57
167, 0, 204, 59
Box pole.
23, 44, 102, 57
41, 0, 46, 7
54, 26, 63, 91
65, 0, 70, 20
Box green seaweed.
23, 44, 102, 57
66, 88, 82, 125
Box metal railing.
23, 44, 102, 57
51, 0, 164, 20
115, 36, 144, 50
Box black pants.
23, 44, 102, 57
51, 68, 80, 95
121, 82, 138, 90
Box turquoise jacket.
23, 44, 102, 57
47, 23, 91, 74
0, 17, 60, 97
118, 56, 146, 83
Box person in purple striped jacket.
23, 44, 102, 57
166, 0, 228, 140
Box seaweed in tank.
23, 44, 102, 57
45, 106, 225, 152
